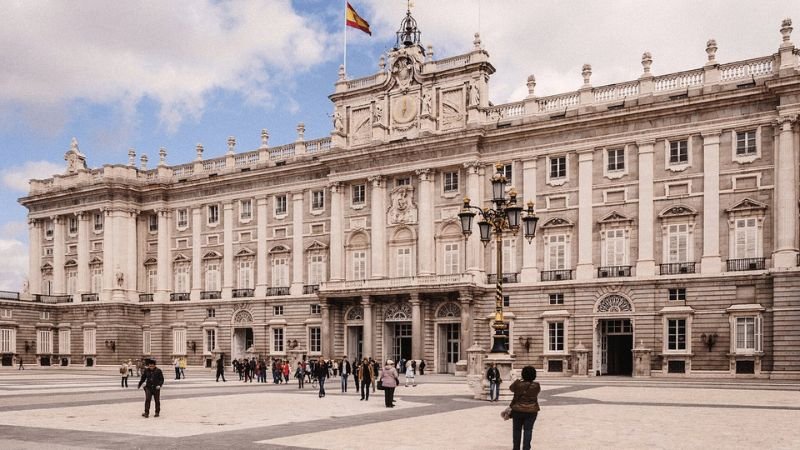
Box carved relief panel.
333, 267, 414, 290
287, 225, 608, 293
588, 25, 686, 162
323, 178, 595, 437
439, 87, 465, 131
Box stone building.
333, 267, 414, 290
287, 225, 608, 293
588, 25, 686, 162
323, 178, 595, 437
2, 13, 799, 379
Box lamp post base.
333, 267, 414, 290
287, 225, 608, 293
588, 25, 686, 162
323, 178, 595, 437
490, 328, 509, 353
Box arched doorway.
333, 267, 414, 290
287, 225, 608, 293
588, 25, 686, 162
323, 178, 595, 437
344, 305, 364, 361
383, 302, 412, 363
593, 294, 635, 376
231, 309, 254, 361
434, 302, 461, 374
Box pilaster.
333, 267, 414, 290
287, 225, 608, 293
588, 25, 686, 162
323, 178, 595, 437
255, 196, 268, 297
459, 293, 473, 358
410, 293, 423, 360
362, 296, 374, 359
191, 207, 202, 300
576, 150, 594, 279
636, 141, 656, 276
102, 209, 114, 301
329, 183, 345, 281
290, 192, 305, 296
464, 161, 485, 276
701, 131, 722, 273
126, 209, 138, 300
773, 115, 799, 268
156, 209, 171, 302
28, 219, 41, 297
520, 159, 538, 282
52, 216, 65, 295
222, 202, 234, 298
369, 176, 386, 279
416, 169, 435, 275
76, 212, 90, 295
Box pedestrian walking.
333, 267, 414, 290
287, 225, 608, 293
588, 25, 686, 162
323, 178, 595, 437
404, 360, 416, 387
358, 357, 374, 401
282, 360, 290, 383
127, 359, 134, 377
340, 356, 351, 392
18, 357, 24, 370
120, 361, 130, 388
216, 355, 227, 382
137, 359, 164, 418
371, 358, 380, 393
379, 360, 399, 408
508, 366, 541, 450
295, 362, 305, 389
352, 359, 360, 393
315, 359, 328, 397
487, 362, 501, 402
419, 359, 426, 375
179, 357, 187, 379
172, 358, 180, 380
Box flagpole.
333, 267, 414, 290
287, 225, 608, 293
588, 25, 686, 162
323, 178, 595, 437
343, 0, 347, 77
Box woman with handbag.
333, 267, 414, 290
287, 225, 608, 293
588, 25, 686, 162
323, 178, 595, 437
379, 359, 399, 408
508, 366, 540, 450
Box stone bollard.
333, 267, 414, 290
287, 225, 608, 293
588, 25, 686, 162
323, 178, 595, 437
632, 340, 652, 378
466, 344, 487, 400
572, 341, 590, 377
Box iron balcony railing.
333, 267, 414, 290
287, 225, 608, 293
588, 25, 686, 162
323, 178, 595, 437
659, 262, 697, 275
139, 293, 154, 302
81, 293, 99, 302
303, 285, 320, 294
170, 292, 190, 302
232, 289, 255, 298
726, 258, 766, 272
597, 265, 632, 278
34, 294, 73, 304
487, 273, 520, 284
0, 290, 20, 301
541, 270, 573, 282
266, 287, 290, 296
200, 291, 221, 300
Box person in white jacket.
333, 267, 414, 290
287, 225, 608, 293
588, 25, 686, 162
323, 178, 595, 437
404, 360, 416, 387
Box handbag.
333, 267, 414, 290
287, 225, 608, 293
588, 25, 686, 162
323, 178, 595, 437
500, 406, 512, 421
377, 380, 385, 390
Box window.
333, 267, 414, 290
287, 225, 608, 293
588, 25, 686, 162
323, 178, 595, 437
177, 209, 188, 228
207, 205, 219, 225
396, 177, 411, 187
206, 308, 216, 318
68, 217, 78, 234
735, 316, 762, 353
240, 199, 252, 221
145, 268, 156, 294
142, 330, 152, 355
83, 328, 96, 354
669, 140, 688, 164
501, 163, 513, 185
272, 327, 284, 353
44, 247, 53, 256
272, 257, 289, 287
607, 148, 625, 172
668, 288, 687, 301
311, 190, 325, 210
238, 260, 253, 289
396, 247, 412, 278
550, 156, 567, 179
443, 171, 459, 193
736, 130, 757, 156
548, 322, 564, 352
546, 234, 567, 270
353, 251, 367, 280
308, 255, 325, 285
352, 184, 366, 205
41, 311, 51, 320
205, 263, 220, 291
93, 213, 104, 231
0, 328, 16, 353
0, 309, 11, 319
444, 243, 460, 274
667, 319, 686, 351
273, 305, 284, 316
275, 195, 287, 215
66, 270, 77, 295
148, 215, 158, 232
37, 329, 52, 354
205, 329, 216, 354
58, 329, 70, 354
549, 293, 564, 305
501, 239, 516, 273
604, 229, 626, 266
311, 304, 322, 315
172, 328, 187, 355
309, 327, 321, 353
174, 265, 189, 293
503, 295, 510, 308
45, 221, 54, 238
734, 218, 758, 258
666, 224, 689, 263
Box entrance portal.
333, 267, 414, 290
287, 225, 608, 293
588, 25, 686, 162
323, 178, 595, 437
437, 323, 460, 373
233, 327, 254, 360
347, 326, 363, 361
390, 323, 412, 363
600, 319, 633, 375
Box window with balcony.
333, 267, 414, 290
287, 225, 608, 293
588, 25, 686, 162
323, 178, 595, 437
352, 251, 367, 280
443, 243, 460, 275
174, 264, 190, 293
272, 257, 289, 287
93, 214, 104, 232
308, 254, 325, 286
603, 228, 627, 266
205, 263, 220, 292
396, 247, 412, 278
68, 217, 78, 235
546, 234, 567, 270
45, 220, 54, 238
238, 260, 253, 289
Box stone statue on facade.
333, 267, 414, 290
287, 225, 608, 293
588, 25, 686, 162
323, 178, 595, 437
373, 103, 383, 123
333, 111, 344, 134
387, 186, 418, 225
115, 269, 124, 288
422, 91, 432, 116
468, 83, 480, 107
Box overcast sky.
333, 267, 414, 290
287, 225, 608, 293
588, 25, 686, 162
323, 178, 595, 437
0, 0, 797, 290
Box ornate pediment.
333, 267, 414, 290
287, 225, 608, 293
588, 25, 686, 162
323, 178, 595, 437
64, 259, 77, 267
541, 217, 574, 229
268, 245, 290, 254
659, 204, 697, 218
142, 257, 157, 266
384, 302, 412, 322
173, 253, 190, 263
436, 302, 461, 318
305, 240, 328, 252
235, 247, 255, 257
388, 186, 418, 225
598, 211, 633, 224
346, 305, 364, 321
41, 262, 53, 271
202, 251, 222, 260
725, 198, 767, 213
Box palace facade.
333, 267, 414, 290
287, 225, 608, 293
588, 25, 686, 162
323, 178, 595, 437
2, 14, 800, 379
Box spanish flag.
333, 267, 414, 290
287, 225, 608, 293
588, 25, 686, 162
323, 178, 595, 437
346, 3, 372, 36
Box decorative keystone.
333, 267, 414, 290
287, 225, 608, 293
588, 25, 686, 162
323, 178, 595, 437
296, 123, 306, 141
473, 32, 481, 50
641, 52, 653, 75
261, 129, 269, 148
526, 74, 536, 97
127, 148, 136, 166
158, 147, 167, 166
227, 136, 236, 155
582, 64, 592, 85
705, 39, 718, 63
781, 18, 793, 46
195, 143, 204, 161
140, 154, 148, 170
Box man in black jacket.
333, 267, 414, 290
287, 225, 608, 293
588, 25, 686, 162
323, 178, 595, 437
216, 355, 226, 382
315, 359, 328, 398
486, 362, 501, 402
340, 356, 351, 393
138, 359, 165, 417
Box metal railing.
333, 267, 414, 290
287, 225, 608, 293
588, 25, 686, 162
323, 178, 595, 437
597, 266, 632, 278
487, 273, 520, 284
200, 291, 221, 300
659, 262, 697, 275
0, 291, 20, 301
170, 292, 190, 302
303, 285, 320, 294
139, 294, 154, 302
232, 289, 254, 298
266, 287, 290, 296
541, 270, 573, 282
726, 258, 766, 272
81, 293, 99, 302
34, 294, 73, 304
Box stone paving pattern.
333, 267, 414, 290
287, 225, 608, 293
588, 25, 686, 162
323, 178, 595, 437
1, 368, 798, 449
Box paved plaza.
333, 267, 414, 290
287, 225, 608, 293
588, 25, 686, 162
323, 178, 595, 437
0, 368, 799, 449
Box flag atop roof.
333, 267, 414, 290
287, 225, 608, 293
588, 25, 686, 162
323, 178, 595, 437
346, 3, 372, 36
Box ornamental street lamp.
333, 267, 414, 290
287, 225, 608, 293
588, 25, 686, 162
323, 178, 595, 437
458, 163, 539, 353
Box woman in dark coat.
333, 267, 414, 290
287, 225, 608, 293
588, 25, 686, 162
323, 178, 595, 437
509, 366, 541, 450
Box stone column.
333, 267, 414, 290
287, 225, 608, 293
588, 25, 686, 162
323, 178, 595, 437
28, 219, 41, 297
701, 131, 722, 273
416, 169, 435, 275
464, 162, 484, 275
329, 183, 345, 281
636, 140, 656, 276
410, 293, 423, 360
459, 293, 473, 358
369, 176, 386, 279
321, 301, 331, 359
156, 209, 171, 302
126, 210, 138, 298
291, 192, 305, 295
102, 209, 114, 300
576, 150, 594, 279
77, 213, 90, 295
223, 202, 234, 297
52, 216, 65, 294
191, 207, 202, 300
255, 196, 268, 297
521, 159, 538, 282
773, 115, 799, 268
362, 296, 374, 359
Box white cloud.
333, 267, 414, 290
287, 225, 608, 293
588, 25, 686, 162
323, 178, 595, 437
0, 238, 27, 292
0, 1, 335, 133
1, 161, 63, 192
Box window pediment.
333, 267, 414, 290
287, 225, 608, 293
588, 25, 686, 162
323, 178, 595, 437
173, 253, 190, 263
64, 259, 77, 268
235, 248, 255, 257
725, 198, 767, 214
598, 211, 633, 226
659, 204, 697, 218
540, 217, 574, 229
202, 251, 222, 260
41, 262, 53, 271
142, 257, 157, 266
269, 245, 290, 255
305, 240, 328, 252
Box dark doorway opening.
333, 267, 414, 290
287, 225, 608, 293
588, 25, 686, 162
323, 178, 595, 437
606, 334, 633, 375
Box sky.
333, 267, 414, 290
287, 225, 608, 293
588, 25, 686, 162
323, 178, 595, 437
0, 0, 798, 291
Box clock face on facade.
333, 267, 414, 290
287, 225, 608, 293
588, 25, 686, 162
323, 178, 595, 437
392, 95, 418, 124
